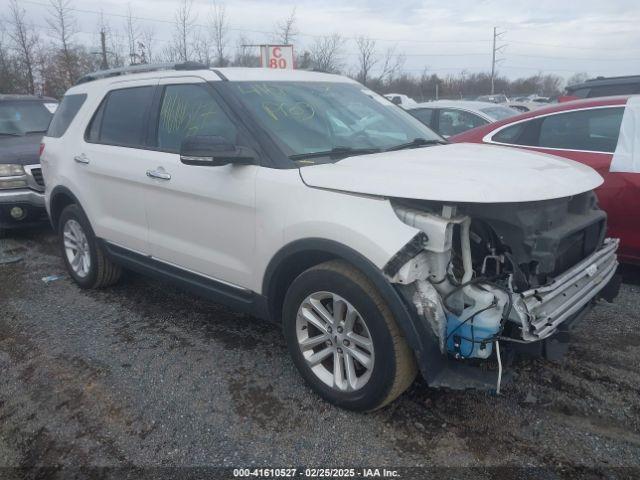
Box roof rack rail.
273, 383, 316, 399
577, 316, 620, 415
76, 61, 208, 85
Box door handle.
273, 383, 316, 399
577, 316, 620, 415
74, 153, 90, 164
146, 169, 171, 180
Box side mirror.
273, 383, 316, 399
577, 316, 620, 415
179, 135, 256, 167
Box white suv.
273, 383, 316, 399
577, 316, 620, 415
41, 63, 620, 411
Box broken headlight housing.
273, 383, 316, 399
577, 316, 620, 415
0, 164, 28, 189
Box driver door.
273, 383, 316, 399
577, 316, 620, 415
144, 77, 258, 289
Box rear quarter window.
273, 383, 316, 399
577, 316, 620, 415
47, 94, 87, 138
409, 108, 434, 127
94, 86, 154, 147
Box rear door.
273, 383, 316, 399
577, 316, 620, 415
142, 77, 258, 289
79, 80, 159, 253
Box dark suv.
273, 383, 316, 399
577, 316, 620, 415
561, 75, 640, 101
0, 94, 57, 236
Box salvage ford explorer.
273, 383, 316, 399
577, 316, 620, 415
41, 64, 620, 411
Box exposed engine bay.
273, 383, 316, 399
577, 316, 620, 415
385, 191, 620, 371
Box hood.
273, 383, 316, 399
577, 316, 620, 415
0, 134, 42, 166
299, 143, 603, 203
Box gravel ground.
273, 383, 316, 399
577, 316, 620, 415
1, 229, 639, 477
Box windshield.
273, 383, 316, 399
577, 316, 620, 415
480, 106, 518, 121
0, 101, 55, 136
228, 81, 441, 162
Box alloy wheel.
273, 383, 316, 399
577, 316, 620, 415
63, 219, 91, 278
296, 291, 375, 392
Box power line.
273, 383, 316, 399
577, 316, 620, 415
510, 39, 640, 52
18, 0, 490, 45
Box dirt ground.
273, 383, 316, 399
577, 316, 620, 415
1, 229, 639, 478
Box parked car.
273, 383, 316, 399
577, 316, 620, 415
42, 63, 619, 410
383, 93, 417, 108
561, 75, 640, 102
0, 94, 58, 237
406, 100, 518, 137
476, 94, 509, 104
507, 102, 538, 113
450, 95, 640, 265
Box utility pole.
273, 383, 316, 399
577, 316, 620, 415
100, 29, 109, 70
491, 26, 506, 94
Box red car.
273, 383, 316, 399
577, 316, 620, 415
450, 95, 640, 265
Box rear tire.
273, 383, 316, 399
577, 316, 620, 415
58, 204, 121, 289
283, 260, 417, 411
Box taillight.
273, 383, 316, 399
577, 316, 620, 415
39, 143, 45, 157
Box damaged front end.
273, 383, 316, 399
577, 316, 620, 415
385, 191, 620, 391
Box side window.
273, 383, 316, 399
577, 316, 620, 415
86, 100, 106, 143
438, 109, 487, 137
409, 108, 434, 127
157, 84, 237, 153
99, 86, 154, 147
587, 84, 637, 98
47, 94, 86, 138
570, 88, 590, 98
538, 108, 624, 153
492, 119, 541, 146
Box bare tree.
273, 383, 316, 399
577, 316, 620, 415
233, 35, 259, 67
8, 0, 40, 93
193, 26, 213, 66
567, 72, 589, 87
140, 27, 156, 64
0, 26, 21, 93
377, 45, 405, 82
309, 34, 344, 73
172, 0, 195, 62
210, 2, 228, 67
355, 36, 377, 86
273, 7, 297, 45
124, 4, 140, 65
47, 0, 77, 86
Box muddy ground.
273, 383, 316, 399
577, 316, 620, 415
1, 229, 639, 478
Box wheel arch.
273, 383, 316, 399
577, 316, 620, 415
49, 185, 82, 232
262, 238, 431, 359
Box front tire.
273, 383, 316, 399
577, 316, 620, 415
283, 260, 417, 411
58, 204, 121, 289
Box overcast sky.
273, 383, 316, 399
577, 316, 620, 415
13, 0, 640, 80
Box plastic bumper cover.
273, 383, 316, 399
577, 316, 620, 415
0, 188, 45, 208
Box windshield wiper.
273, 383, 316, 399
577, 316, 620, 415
0, 132, 22, 137
289, 146, 381, 161
384, 137, 447, 152
24, 130, 48, 134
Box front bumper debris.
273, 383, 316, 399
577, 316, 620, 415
519, 238, 619, 341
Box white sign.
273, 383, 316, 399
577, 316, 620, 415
44, 103, 58, 113
260, 45, 294, 70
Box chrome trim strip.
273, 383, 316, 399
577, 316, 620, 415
106, 240, 251, 292
0, 188, 45, 206
481, 105, 626, 154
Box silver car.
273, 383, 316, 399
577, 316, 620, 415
407, 100, 519, 138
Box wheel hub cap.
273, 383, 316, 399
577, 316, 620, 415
63, 219, 91, 278
296, 291, 375, 392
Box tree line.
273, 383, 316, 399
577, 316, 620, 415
1, 0, 586, 99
